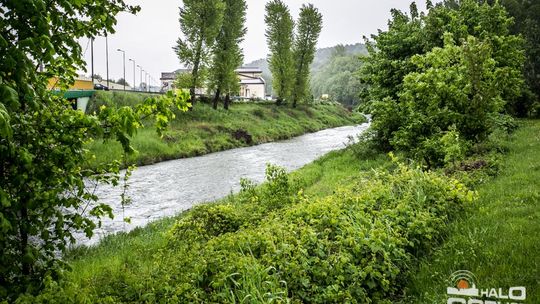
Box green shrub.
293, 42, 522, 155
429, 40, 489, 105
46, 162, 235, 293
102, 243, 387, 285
165, 161, 475, 303
20, 160, 474, 303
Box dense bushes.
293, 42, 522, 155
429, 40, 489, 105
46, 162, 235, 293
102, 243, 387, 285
360, 0, 526, 167
162, 159, 474, 303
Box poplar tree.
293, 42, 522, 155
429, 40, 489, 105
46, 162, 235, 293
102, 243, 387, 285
291, 4, 323, 107
209, 0, 247, 110
175, 0, 225, 106
265, 0, 294, 105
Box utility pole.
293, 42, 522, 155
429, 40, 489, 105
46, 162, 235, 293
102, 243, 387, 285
91, 38, 94, 85
117, 48, 126, 90
106, 34, 110, 88
129, 59, 136, 91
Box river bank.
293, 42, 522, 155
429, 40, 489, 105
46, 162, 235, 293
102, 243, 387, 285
18, 120, 539, 303
86, 91, 366, 168
77, 124, 370, 246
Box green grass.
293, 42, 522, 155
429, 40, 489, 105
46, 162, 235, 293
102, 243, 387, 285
29, 118, 540, 303
86, 91, 365, 168
400, 120, 540, 303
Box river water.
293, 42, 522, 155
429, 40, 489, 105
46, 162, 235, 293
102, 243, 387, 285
80, 123, 369, 246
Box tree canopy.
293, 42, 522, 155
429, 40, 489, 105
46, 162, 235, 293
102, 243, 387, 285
209, 0, 247, 110
265, 0, 295, 105
291, 4, 323, 107
175, 0, 225, 105
360, 0, 525, 166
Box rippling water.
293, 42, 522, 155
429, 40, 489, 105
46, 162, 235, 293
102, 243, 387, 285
79, 123, 369, 246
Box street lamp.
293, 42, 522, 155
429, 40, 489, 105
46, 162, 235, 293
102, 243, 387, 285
129, 58, 136, 91
117, 48, 126, 91
137, 65, 143, 91
141, 69, 145, 91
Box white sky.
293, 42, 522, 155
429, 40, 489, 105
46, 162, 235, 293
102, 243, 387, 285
82, 1, 435, 87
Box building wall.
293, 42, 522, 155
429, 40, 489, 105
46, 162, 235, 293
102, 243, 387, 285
48, 77, 93, 90
240, 84, 265, 99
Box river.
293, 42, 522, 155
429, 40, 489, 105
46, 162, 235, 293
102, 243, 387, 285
79, 123, 369, 246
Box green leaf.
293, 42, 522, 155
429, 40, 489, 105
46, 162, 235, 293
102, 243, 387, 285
0, 84, 19, 110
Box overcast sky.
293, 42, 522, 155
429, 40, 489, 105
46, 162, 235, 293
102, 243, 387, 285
82, 1, 434, 87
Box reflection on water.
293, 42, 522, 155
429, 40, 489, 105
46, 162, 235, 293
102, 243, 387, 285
79, 123, 369, 246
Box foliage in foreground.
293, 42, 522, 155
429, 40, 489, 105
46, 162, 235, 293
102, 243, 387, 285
0, 1, 191, 300
17, 158, 475, 303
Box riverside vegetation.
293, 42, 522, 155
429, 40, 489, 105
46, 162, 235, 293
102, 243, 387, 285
85, 91, 365, 168
14, 121, 539, 303
2, 0, 540, 302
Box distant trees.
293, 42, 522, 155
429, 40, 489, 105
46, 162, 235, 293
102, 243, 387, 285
175, 0, 225, 106
209, 0, 247, 110
291, 4, 323, 107
265, 0, 295, 105
494, 0, 540, 117
116, 78, 130, 87
310, 53, 364, 106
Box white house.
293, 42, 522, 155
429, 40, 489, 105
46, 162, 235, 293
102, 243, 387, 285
236, 67, 266, 99
160, 67, 266, 99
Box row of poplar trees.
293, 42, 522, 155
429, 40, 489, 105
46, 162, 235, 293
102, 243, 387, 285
175, 0, 323, 109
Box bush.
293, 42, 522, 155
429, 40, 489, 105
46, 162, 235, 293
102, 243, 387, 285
19, 161, 474, 303
165, 161, 475, 303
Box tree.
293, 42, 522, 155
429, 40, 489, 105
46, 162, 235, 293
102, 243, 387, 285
209, 0, 247, 110
360, 0, 525, 166
291, 4, 323, 107
175, 0, 225, 107
116, 77, 130, 87
265, 0, 294, 105
492, 0, 540, 117
0, 0, 189, 299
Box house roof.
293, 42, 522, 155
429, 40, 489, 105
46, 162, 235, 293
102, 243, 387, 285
160, 68, 191, 80
240, 77, 265, 85
236, 67, 263, 74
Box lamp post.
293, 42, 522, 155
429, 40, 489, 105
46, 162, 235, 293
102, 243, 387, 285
137, 65, 143, 91
141, 69, 145, 91
145, 71, 149, 92
105, 35, 110, 88
117, 48, 126, 91
129, 59, 136, 91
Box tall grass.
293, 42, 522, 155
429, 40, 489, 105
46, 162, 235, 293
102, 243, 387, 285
400, 120, 540, 303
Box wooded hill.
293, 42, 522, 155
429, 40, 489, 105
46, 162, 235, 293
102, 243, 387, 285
245, 43, 367, 102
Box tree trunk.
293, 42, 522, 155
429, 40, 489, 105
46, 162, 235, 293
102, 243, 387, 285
276, 97, 282, 106
190, 37, 204, 110
189, 87, 195, 111
224, 93, 230, 110
213, 88, 221, 110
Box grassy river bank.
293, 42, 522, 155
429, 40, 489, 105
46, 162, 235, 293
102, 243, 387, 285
17, 119, 539, 303
86, 91, 365, 168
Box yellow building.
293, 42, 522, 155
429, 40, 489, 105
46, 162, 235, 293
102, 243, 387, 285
47, 76, 94, 90
48, 76, 95, 112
